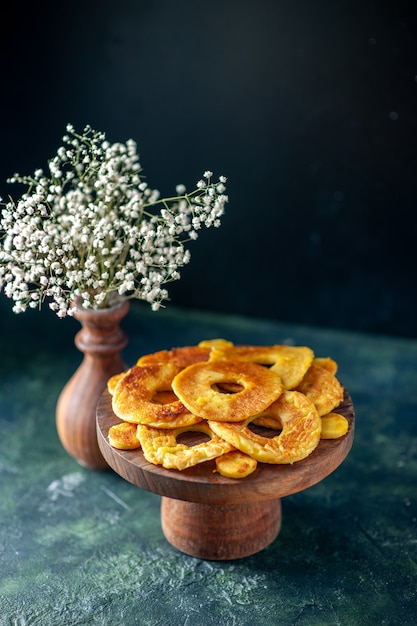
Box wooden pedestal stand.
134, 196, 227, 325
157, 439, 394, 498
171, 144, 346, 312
97, 390, 354, 560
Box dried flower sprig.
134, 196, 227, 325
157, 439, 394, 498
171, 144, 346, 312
0, 124, 227, 317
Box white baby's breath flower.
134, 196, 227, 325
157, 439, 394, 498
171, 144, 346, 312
0, 124, 228, 317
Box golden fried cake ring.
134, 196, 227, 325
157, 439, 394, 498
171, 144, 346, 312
108, 422, 141, 450
137, 422, 234, 471
137, 345, 211, 368
111, 362, 202, 428
198, 338, 234, 349
215, 450, 258, 479
320, 412, 349, 439
296, 360, 344, 416
107, 371, 128, 395
254, 411, 348, 440
209, 390, 321, 464
209, 345, 314, 389
172, 360, 283, 422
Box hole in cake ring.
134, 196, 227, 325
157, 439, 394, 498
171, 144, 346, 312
172, 360, 283, 422
111, 362, 203, 428
137, 422, 235, 470
209, 390, 322, 464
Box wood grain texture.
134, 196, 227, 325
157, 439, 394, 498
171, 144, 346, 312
97, 389, 354, 505
161, 497, 282, 560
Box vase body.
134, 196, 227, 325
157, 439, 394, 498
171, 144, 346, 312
56, 299, 129, 470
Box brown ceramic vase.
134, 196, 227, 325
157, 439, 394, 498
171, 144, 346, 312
56, 298, 129, 470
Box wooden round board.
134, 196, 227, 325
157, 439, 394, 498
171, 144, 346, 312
97, 388, 354, 505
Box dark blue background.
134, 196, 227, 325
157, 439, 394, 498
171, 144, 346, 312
1, 0, 416, 337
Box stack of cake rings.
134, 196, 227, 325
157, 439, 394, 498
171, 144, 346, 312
106, 339, 349, 479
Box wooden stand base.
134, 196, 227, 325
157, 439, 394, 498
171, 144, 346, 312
96, 388, 354, 560
161, 497, 281, 560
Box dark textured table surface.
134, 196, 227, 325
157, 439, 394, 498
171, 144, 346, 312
0, 302, 416, 625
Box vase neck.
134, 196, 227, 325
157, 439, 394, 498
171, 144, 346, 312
74, 300, 130, 357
